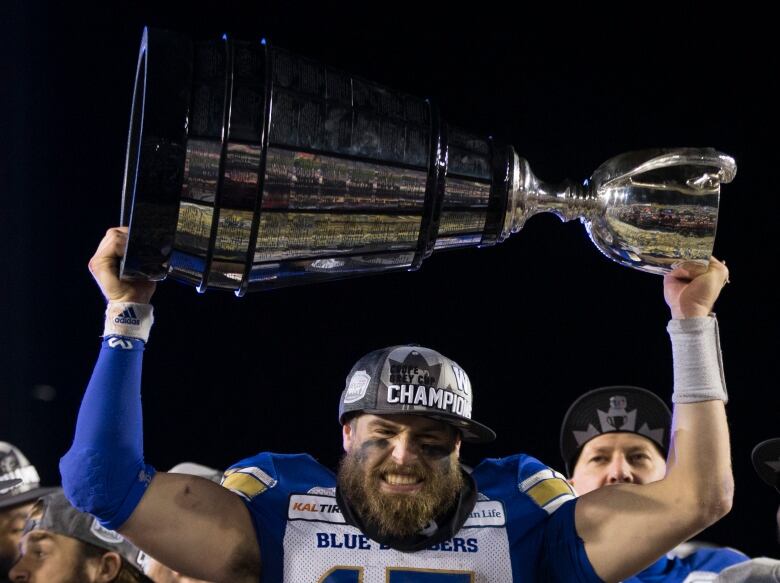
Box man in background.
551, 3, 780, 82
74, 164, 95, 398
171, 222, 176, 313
561, 385, 748, 581
0, 442, 58, 582
9, 491, 152, 583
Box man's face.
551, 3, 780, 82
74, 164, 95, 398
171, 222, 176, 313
339, 414, 463, 537
9, 530, 93, 583
0, 503, 33, 578
569, 432, 667, 495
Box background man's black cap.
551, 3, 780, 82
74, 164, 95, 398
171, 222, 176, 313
560, 385, 671, 475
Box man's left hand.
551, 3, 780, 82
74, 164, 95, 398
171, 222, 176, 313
663, 257, 729, 319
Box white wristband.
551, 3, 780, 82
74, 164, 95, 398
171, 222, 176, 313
103, 302, 154, 343
667, 315, 727, 404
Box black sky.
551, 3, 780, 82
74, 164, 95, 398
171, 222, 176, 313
3, 0, 778, 558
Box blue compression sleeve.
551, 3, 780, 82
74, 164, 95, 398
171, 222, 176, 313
59, 337, 156, 530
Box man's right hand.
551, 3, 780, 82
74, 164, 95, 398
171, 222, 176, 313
89, 227, 156, 304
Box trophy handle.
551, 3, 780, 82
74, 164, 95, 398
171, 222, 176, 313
590, 148, 736, 195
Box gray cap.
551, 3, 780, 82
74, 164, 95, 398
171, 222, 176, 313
23, 491, 151, 580
560, 386, 671, 475
338, 345, 495, 443
752, 438, 780, 493
0, 441, 59, 509
715, 558, 780, 583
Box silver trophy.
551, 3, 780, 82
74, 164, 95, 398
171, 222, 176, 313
120, 28, 736, 295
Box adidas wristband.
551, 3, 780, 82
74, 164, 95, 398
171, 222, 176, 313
667, 315, 728, 404
103, 302, 154, 343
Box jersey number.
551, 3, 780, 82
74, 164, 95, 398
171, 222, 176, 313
321, 567, 473, 582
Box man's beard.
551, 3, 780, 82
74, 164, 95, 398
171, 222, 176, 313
63, 563, 93, 583
337, 448, 464, 538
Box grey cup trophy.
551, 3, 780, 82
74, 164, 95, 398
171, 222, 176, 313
120, 28, 736, 295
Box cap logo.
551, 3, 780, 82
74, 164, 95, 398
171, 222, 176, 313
599, 395, 636, 432
136, 550, 150, 570
0, 478, 22, 495
382, 350, 473, 418
344, 371, 370, 404
388, 351, 440, 387
451, 365, 471, 396
89, 519, 124, 544
0, 465, 40, 492
766, 459, 780, 472
0, 448, 21, 475
573, 395, 665, 447
386, 384, 471, 417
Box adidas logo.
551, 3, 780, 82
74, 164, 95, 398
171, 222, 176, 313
114, 307, 140, 326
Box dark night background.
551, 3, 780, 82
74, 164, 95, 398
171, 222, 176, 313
3, 0, 778, 561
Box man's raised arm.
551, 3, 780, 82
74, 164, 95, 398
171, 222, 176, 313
575, 257, 733, 583
59, 227, 260, 582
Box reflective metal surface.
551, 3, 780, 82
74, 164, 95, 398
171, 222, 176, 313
501, 148, 736, 274
121, 28, 737, 294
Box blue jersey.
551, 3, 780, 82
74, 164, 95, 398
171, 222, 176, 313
222, 452, 602, 582
625, 546, 748, 583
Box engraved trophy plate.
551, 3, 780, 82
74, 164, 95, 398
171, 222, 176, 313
121, 28, 736, 295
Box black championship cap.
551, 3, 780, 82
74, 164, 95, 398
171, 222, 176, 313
560, 386, 672, 475
339, 345, 496, 443
23, 491, 152, 581
752, 438, 780, 494
0, 441, 59, 509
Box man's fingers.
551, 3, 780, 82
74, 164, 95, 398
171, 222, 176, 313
708, 256, 730, 285
88, 226, 156, 304
88, 229, 129, 286
91, 230, 127, 263
670, 257, 729, 284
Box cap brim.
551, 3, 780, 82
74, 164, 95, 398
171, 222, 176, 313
0, 486, 61, 510
361, 408, 496, 443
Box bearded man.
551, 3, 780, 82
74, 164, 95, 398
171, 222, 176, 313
60, 227, 734, 582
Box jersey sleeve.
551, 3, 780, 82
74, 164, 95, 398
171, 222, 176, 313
515, 456, 603, 583
474, 454, 603, 582
537, 497, 603, 582
221, 452, 336, 582
60, 337, 156, 530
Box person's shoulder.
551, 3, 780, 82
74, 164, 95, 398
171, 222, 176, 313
473, 454, 576, 515
222, 452, 335, 502
473, 453, 569, 489
685, 545, 750, 570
